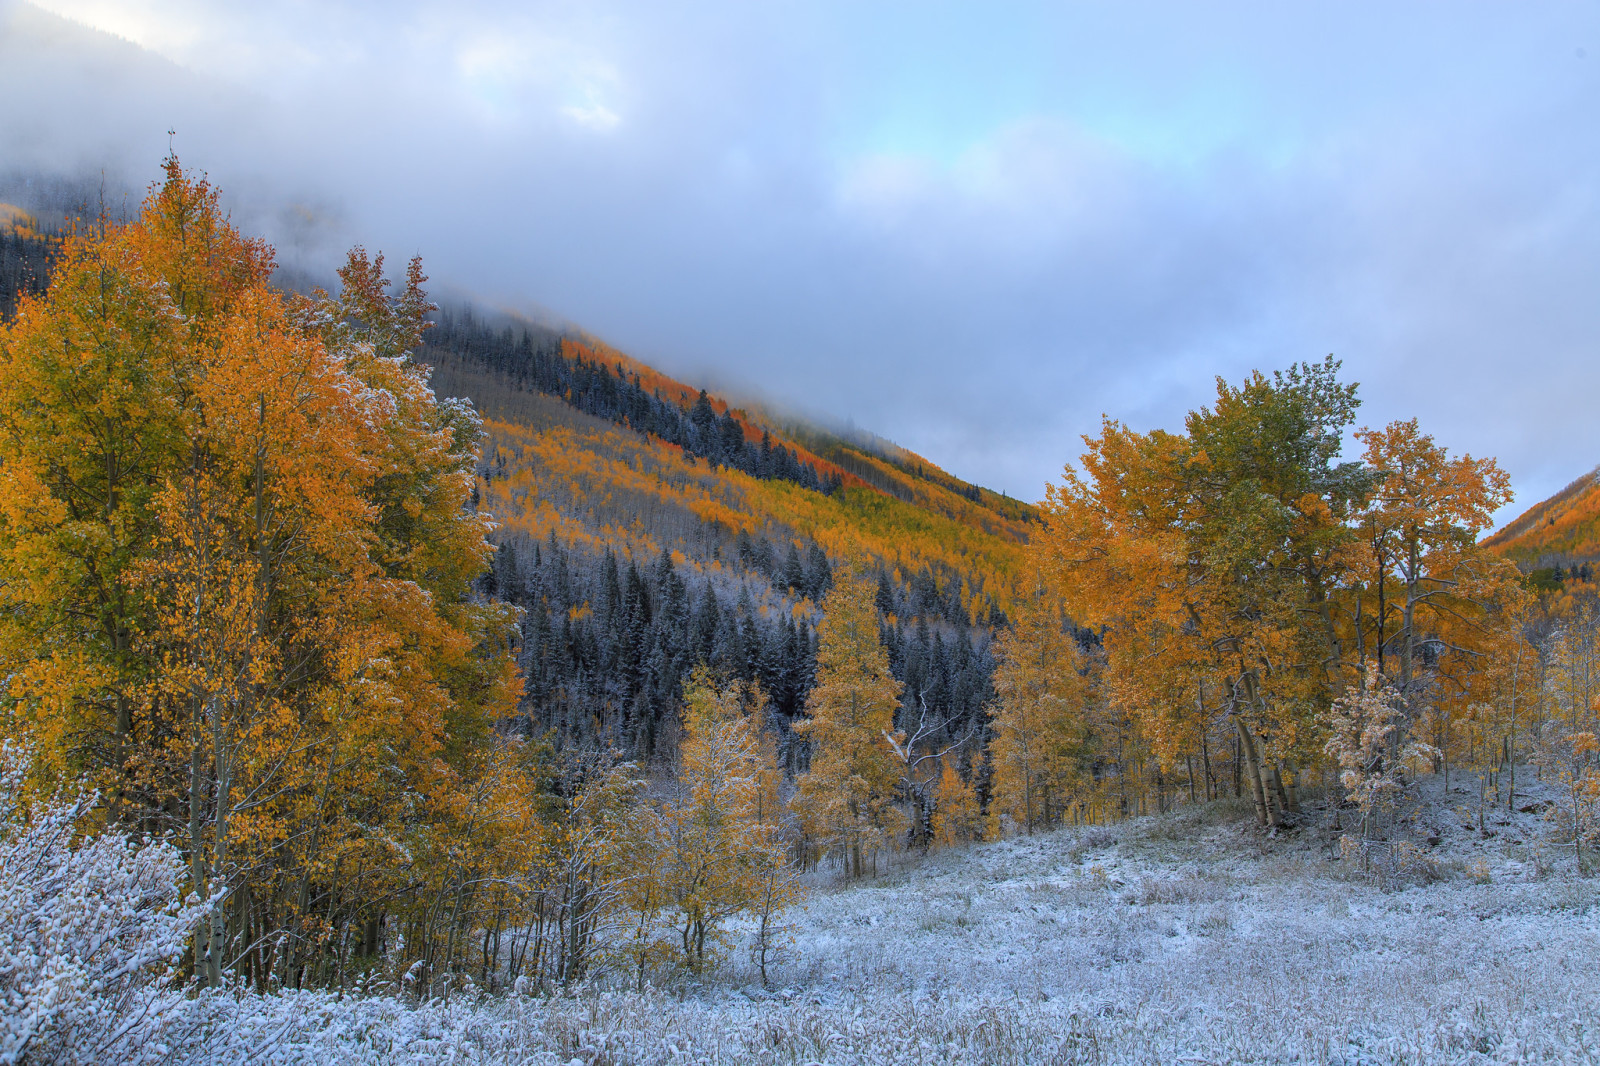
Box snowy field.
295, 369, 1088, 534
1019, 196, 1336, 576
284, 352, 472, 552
188, 775, 1600, 1065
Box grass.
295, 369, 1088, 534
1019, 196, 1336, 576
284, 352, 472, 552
183, 772, 1600, 1063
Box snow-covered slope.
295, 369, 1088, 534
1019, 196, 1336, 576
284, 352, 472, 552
176, 773, 1600, 1064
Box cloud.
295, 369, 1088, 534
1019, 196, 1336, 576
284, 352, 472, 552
2, 0, 1597, 527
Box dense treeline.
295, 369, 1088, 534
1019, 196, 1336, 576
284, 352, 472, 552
981, 361, 1549, 842
0, 219, 57, 320
488, 534, 820, 759
427, 310, 843, 494
484, 529, 996, 775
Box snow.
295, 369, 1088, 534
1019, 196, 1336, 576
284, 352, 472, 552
0, 745, 211, 1065
13, 770, 1600, 1064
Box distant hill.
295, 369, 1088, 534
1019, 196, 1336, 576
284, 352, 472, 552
419, 305, 1031, 761
1483, 465, 1600, 571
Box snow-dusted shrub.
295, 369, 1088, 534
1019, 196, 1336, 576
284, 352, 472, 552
1337, 834, 1445, 890
0, 744, 209, 1065
1323, 663, 1436, 841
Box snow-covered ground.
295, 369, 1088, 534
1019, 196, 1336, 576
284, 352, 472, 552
190, 774, 1600, 1064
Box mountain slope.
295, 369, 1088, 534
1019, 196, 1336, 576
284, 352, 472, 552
423, 306, 1032, 764
1483, 464, 1600, 569
0, 213, 1031, 768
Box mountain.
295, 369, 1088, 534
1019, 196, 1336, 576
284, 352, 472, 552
422, 305, 1033, 765
1482, 464, 1600, 581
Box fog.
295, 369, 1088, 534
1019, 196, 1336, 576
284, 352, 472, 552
2, 0, 1597, 522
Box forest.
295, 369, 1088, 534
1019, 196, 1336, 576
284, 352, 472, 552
0, 163, 1597, 1063
426, 309, 845, 495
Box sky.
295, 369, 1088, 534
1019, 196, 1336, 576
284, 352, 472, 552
1, 0, 1597, 523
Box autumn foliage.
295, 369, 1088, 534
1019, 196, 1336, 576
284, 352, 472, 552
0, 160, 521, 990
1018, 359, 1528, 834
1, 154, 1578, 1023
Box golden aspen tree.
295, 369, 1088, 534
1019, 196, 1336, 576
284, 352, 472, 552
658, 669, 758, 973
134, 468, 271, 987
1038, 419, 1219, 821
988, 591, 1089, 835
1350, 419, 1525, 828
1043, 361, 1371, 828
0, 158, 522, 991
635, 669, 795, 976
794, 567, 904, 877
743, 688, 802, 986
1352, 419, 1519, 690
930, 758, 983, 847
0, 158, 272, 800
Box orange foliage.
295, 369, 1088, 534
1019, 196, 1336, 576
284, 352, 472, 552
1485, 465, 1600, 568
476, 401, 1032, 614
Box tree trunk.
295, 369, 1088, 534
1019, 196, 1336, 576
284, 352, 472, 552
1271, 762, 1296, 813
1236, 718, 1276, 828
1232, 734, 1242, 798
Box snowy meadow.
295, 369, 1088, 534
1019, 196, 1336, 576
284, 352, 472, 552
10, 769, 1599, 1066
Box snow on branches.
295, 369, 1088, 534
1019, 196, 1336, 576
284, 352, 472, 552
1323, 664, 1437, 840
0, 744, 211, 1065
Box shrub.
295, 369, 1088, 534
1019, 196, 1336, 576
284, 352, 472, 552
0, 744, 210, 1065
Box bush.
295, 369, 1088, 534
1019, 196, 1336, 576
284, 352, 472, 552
0, 744, 210, 1065
1337, 834, 1445, 891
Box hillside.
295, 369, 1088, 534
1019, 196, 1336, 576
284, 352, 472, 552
0, 203, 1034, 769
1483, 464, 1600, 572
0, 202, 55, 320
423, 309, 1034, 764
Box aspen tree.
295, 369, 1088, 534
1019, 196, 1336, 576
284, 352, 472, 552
930, 758, 984, 847
794, 568, 904, 877
988, 591, 1089, 835
746, 701, 801, 987
629, 670, 797, 977
0, 159, 523, 990
1043, 360, 1370, 828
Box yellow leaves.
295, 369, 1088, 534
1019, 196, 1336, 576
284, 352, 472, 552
0, 159, 529, 985
989, 592, 1091, 833
621, 669, 796, 976
930, 758, 983, 848
794, 569, 904, 869
477, 398, 1030, 616
0, 203, 36, 233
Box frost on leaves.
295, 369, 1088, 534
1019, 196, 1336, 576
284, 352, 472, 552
0, 744, 208, 1065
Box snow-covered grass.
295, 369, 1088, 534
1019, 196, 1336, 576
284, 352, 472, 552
12, 767, 1596, 1064
138, 771, 1600, 1064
